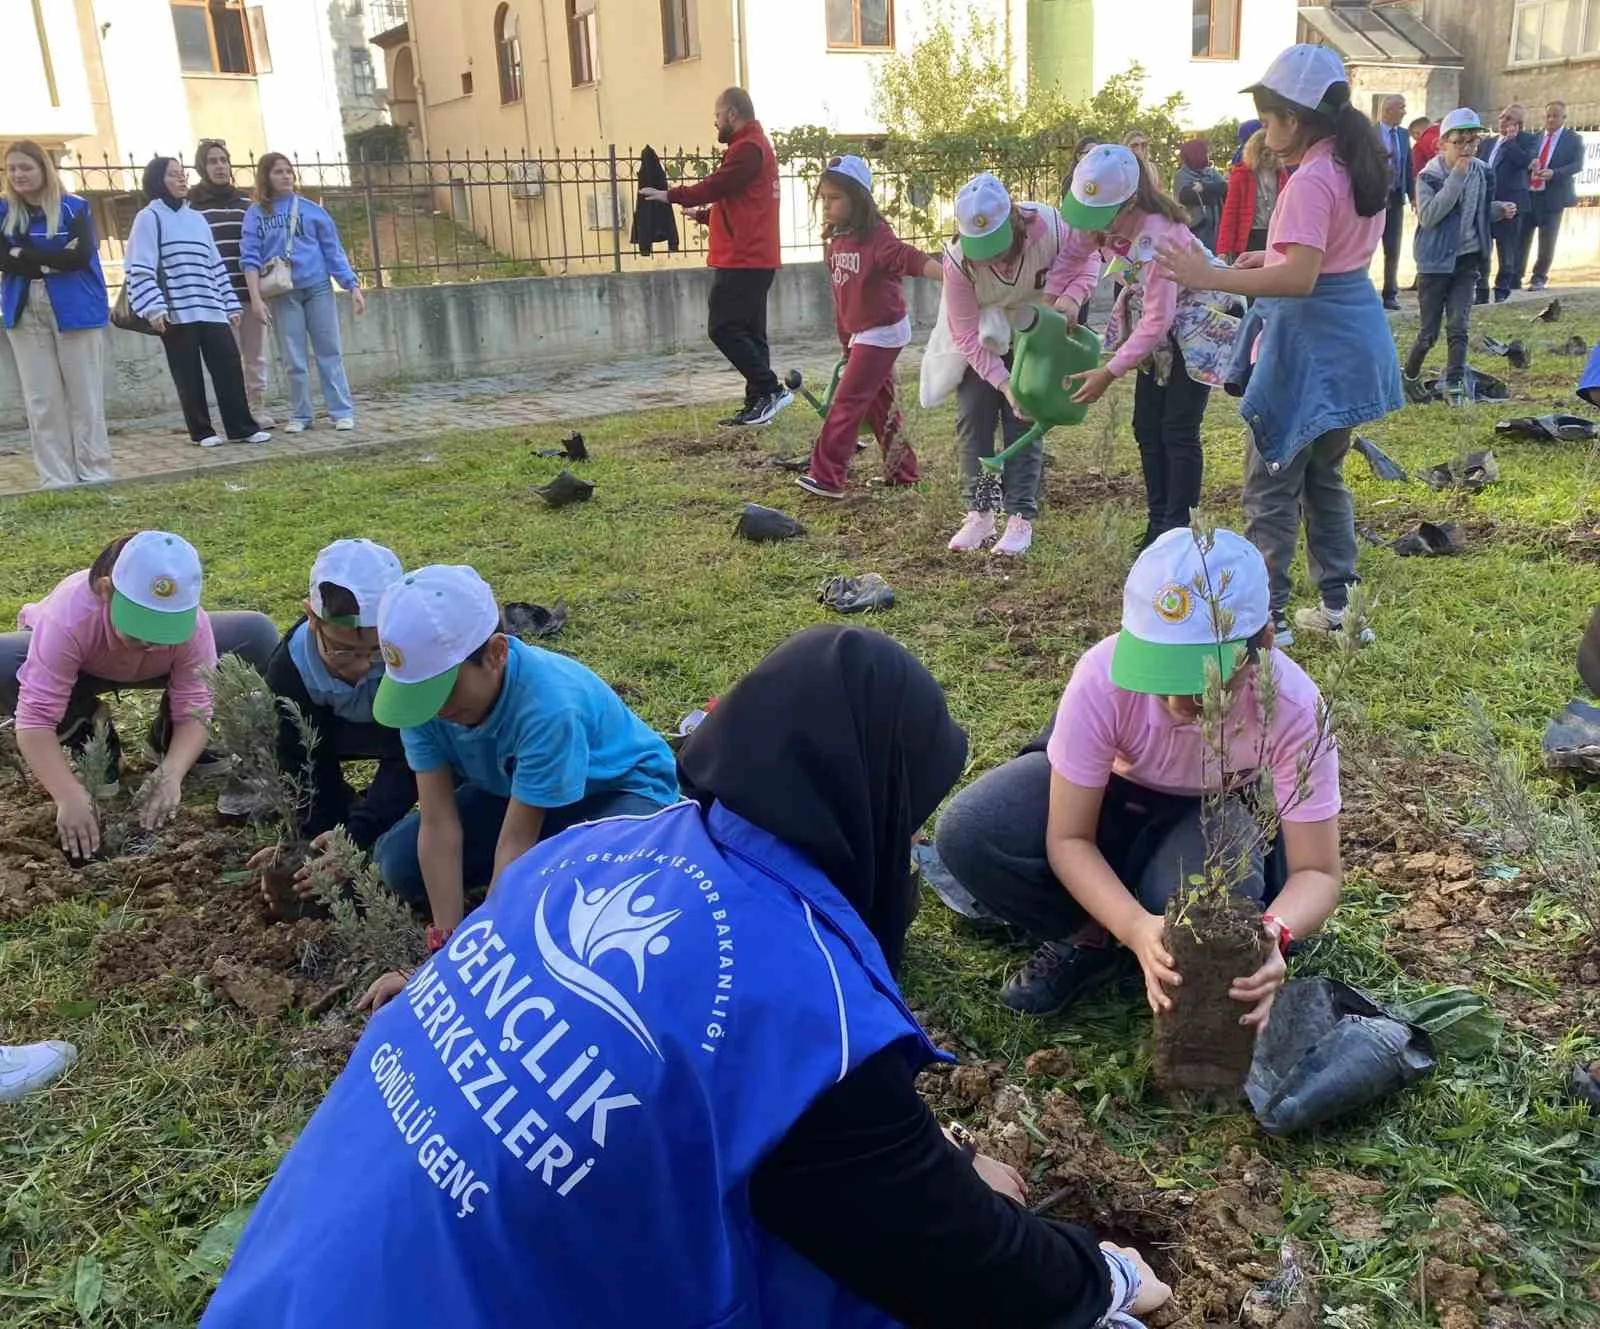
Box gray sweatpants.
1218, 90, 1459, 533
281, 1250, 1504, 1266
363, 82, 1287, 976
934, 751, 1265, 943
1243, 427, 1358, 617
956, 368, 1043, 519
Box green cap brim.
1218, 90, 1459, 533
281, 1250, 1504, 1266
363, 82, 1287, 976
374, 664, 460, 729
1110, 630, 1250, 696
1059, 192, 1125, 232
959, 217, 1014, 261
110, 590, 197, 647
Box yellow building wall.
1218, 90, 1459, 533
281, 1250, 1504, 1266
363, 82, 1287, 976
183, 76, 268, 164
406, 0, 740, 272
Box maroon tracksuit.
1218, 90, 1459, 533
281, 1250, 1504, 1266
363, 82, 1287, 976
806, 221, 933, 492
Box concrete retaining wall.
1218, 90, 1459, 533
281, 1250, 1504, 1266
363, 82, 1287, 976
0, 263, 942, 427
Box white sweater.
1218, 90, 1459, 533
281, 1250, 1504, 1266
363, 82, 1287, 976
125, 201, 240, 325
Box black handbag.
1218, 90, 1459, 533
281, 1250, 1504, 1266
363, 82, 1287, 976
110, 207, 166, 336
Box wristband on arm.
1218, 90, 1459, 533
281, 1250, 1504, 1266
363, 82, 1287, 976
1262, 914, 1293, 957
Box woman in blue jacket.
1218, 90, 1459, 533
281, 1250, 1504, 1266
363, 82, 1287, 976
0, 141, 111, 488
200, 626, 1171, 1329
241, 154, 365, 434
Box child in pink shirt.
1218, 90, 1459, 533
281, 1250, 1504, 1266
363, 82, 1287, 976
1055, 145, 1220, 551
0, 531, 277, 861
940, 173, 1100, 558
933, 529, 1342, 1021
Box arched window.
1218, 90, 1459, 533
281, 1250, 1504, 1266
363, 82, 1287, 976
568, 0, 596, 87
495, 3, 524, 104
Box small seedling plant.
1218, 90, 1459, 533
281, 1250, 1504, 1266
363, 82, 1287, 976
300, 826, 426, 975
1152, 524, 1368, 1098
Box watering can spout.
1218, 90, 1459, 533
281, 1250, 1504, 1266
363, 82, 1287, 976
980, 422, 1045, 472
978, 305, 1101, 472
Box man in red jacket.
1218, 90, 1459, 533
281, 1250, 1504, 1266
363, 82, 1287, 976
641, 87, 790, 427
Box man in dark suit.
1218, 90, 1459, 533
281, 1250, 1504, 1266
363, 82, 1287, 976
1519, 100, 1586, 292
1377, 94, 1415, 310
1487, 104, 1536, 301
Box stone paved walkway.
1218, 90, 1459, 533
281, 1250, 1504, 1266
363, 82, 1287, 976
0, 335, 860, 497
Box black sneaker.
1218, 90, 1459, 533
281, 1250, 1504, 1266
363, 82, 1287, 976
719, 403, 758, 428
1001, 941, 1134, 1015
744, 388, 795, 427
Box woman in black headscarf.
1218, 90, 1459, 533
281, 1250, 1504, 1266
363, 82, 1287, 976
124, 155, 266, 446
248, 626, 1169, 1329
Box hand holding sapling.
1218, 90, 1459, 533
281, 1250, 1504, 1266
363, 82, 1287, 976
56, 785, 100, 859
356, 969, 408, 1013
1124, 910, 1180, 1013
1229, 939, 1287, 1028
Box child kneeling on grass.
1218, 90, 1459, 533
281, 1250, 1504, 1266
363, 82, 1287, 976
0, 531, 277, 860
796, 155, 942, 500
245, 539, 417, 897
1402, 108, 1509, 404
934, 528, 1343, 1021
370, 564, 680, 949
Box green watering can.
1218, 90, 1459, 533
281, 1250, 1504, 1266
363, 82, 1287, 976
784, 359, 846, 419
979, 305, 1102, 472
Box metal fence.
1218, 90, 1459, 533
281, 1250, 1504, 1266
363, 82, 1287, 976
64, 147, 1069, 290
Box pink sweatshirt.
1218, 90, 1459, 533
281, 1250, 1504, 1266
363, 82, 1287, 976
942, 206, 1101, 389
15, 570, 218, 730
1054, 210, 1192, 379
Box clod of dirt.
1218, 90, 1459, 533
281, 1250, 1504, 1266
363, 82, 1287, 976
1423, 1195, 1511, 1263
1414, 1258, 1483, 1329
1154, 894, 1267, 1099
948, 1062, 999, 1108
1024, 1046, 1076, 1079
1304, 1169, 1387, 1241
208, 956, 295, 1021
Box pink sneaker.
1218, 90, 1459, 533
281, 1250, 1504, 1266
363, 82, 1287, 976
992, 515, 1033, 557
947, 511, 996, 552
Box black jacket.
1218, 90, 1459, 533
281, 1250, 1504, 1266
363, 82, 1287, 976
1488, 131, 1537, 215
632, 145, 680, 256
265, 620, 417, 851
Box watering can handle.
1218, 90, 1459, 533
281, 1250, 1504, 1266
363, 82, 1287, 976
979, 421, 1047, 472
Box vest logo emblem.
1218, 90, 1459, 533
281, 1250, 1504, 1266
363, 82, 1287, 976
533, 871, 681, 1060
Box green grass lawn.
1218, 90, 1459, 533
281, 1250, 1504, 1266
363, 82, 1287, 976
4, 298, 1600, 1326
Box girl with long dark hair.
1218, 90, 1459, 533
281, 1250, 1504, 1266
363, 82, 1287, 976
1158, 44, 1401, 647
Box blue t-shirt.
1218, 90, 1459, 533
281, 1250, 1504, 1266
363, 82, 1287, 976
401, 638, 678, 810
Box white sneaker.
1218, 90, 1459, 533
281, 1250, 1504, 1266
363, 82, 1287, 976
238, 432, 271, 445
0, 1041, 78, 1101
991, 515, 1034, 557
334, 418, 355, 432
253, 411, 276, 428
199, 435, 222, 448
285, 420, 308, 434
947, 510, 997, 552
1293, 603, 1375, 644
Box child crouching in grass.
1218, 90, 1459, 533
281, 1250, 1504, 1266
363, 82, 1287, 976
370, 564, 680, 950
797, 155, 942, 500
0, 531, 277, 859
935, 529, 1342, 1022
246, 539, 417, 902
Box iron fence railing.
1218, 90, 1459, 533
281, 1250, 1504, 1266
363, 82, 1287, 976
62, 147, 1070, 291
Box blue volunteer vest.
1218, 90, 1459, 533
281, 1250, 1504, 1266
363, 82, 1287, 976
202, 801, 942, 1328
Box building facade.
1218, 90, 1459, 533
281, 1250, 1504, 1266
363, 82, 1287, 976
6, 0, 348, 170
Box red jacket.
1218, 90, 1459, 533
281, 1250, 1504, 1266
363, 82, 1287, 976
827, 220, 933, 344
667, 120, 780, 269
1412, 123, 1440, 176
1217, 160, 1290, 258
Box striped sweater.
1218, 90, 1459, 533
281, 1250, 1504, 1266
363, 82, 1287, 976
188, 185, 251, 296
125, 200, 240, 325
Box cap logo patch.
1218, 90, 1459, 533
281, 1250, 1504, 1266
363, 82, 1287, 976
150, 576, 176, 600
1082, 180, 1099, 197
972, 212, 989, 229
382, 643, 404, 669
1153, 583, 1194, 624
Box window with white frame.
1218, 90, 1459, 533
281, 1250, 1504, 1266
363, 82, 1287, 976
1511, 0, 1600, 62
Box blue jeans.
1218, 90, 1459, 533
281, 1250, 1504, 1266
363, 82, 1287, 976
372, 784, 670, 909
271, 281, 353, 425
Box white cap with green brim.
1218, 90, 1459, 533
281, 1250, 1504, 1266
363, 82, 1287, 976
954, 172, 1015, 261
309, 538, 404, 628
1111, 528, 1271, 696
374, 565, 502, 729
1439, 107, 1486, 137
1061, 144, 1142, 231
109, 531, 203, 647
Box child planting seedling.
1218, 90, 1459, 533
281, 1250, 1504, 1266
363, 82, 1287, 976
206, 653, 321, 918
934, 528, 1348, 1096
